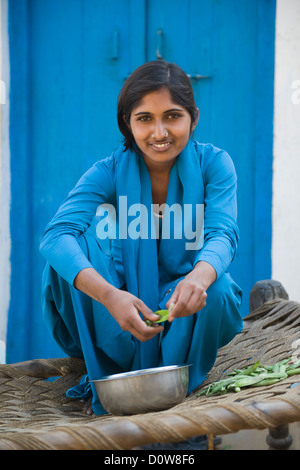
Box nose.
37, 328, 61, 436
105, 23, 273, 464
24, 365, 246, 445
152, 120, 168, 140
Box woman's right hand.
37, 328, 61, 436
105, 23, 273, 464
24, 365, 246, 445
74, 267, 163, 342
101, 286, 164, 342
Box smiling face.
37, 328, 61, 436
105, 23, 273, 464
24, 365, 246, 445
129, 87, 198, 172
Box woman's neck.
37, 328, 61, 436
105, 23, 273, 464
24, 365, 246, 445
141, 153, 176, 176
141, 154, 177, 207
148, 170, 170, 207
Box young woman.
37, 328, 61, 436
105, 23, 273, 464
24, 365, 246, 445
40, 60, 243, 415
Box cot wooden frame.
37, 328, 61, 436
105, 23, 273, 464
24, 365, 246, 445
0, 285, 299, 450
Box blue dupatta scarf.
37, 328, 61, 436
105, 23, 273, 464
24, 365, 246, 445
115, 139, 205, 369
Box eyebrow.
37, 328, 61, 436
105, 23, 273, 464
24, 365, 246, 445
134, 108, 184, 116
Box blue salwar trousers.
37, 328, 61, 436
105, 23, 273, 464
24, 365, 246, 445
42, 234, 243, 415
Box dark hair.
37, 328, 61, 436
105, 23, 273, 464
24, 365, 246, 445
117, 60, 198, 151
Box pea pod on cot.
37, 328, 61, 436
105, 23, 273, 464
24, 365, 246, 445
197, 357, 300, 397
228, 374, 268, 390
261, 371, 288, 379
227, 369, 244, 376
287, 368, 300, 376
251, 378, 281, 387
242, 361, 261, 375
287, 360, 300, 370
273, 359, 289, 373
204, 375, 250, 396
260, 364, 274, 372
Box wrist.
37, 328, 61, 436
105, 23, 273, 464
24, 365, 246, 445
74, 267, 117, 305
98, 282, 117, 306
190, 261, 217, 290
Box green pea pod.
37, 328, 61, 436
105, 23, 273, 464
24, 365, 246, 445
260, 364, 274, 371
145, 309, 170, 327
277, 358, 291, 366
228, 374, 267, 389
251, 378, 281, 386
287, 360, 300, 370
153, 309, 169, 323
206, 376, 250, 395
242, 361, 261, 375
287, 367, 300, 376
262, 371, 288, 379
227, 369, 244, 376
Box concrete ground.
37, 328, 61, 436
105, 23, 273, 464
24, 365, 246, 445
215, 422, 300, 450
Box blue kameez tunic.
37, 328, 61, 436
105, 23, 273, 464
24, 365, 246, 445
40, 140, 243, 415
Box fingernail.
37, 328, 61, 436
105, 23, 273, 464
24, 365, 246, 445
169, 304, 175, 312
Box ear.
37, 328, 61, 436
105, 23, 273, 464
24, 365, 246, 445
123, 114, 131, 128
191, 108, 199, 132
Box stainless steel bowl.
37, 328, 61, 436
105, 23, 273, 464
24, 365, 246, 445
91, 364, 191, 415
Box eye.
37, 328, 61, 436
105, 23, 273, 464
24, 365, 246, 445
136, 115, 151, 122
167, 113, 182, 119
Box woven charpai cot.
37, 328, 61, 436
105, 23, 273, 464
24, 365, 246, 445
0, 298, 299, 450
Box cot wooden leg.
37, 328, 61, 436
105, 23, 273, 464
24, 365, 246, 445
266, 424, 293, 450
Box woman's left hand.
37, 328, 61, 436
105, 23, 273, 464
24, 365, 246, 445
166, 261, 216, 321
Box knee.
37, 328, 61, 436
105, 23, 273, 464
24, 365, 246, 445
206, 273, 231, 305
77, 234, 123, 288
206, 272, 242, 311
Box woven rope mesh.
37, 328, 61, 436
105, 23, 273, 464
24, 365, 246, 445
0, 298, 299, 449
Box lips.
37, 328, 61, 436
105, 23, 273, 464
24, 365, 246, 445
150, 141, 172, 151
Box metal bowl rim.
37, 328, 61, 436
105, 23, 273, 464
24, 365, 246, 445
91, 364, 192, 383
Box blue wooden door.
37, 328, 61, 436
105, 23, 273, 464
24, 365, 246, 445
7, 0, 275, 362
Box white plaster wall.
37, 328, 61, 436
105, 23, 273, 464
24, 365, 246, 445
272, 0, 300, 302
0, 0, 10, 364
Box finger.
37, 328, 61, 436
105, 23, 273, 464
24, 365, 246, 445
134, 307, 163, 330
184, 291, 207, 316
136, 299, 160, 322
131, 317, 163, 342
166, 290, 179, 311
143, 325, 164, 341
166, 289, 180, 320
168, 289, 193, 321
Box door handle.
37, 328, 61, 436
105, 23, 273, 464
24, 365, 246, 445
112, 30, 119, 60
187, 74, 212, 80
156, 29, 163, 59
